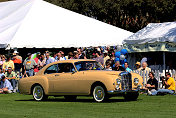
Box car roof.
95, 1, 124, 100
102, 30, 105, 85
45, 59, 96, 67
36, 59, 97, 75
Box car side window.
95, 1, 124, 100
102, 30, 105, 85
44, 64, 58, 74
58, 63, 75, 73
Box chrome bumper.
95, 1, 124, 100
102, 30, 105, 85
107, 89, 143, 95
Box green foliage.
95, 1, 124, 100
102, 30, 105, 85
45, 0, 176, 32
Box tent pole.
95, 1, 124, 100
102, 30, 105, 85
163, 51, 166, 75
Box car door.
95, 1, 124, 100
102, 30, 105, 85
73, 61, 97, 94
46, 63, 79, 95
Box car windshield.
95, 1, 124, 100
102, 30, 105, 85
74, 61, 104, 71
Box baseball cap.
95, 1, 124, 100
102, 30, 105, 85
27, 53, 32, 56
135, 62, 141, 66
36, 52, 41, 55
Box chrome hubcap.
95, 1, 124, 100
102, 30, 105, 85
94, 86, 105, 102
33, 86, 43, 100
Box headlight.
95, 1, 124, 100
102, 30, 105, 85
134, 78, 139, 85
116, 85, 120, 89
116, 79, 121, 85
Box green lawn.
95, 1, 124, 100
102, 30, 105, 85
0, 94, 176, 118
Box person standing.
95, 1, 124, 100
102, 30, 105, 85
40, 53, 46, 67
112, 61, 125, 71
73, 51, 79, 59
59, 51, 66, 61
103, 50, 110, 66
135, 61, 141, 72
45, 53, 54, 65
138, 62, 151, 73
13, 51, 22, 62
105, 62, 112, 71
68, 52, 74, 59
12, 54, 22, 76
0, 55, 6, 69
93, 52, 104, 67
124, 62, 132, 73
0, 68, 4, 80
2, 55, 14, 73
23, 53, 37, 77
34, 52, 42, 74
138, 62, 151, 84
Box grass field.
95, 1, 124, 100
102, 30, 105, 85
0, 93, 176, 118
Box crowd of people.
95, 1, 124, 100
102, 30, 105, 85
0, 47, 175, 95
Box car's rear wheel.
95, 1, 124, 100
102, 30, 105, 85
93, 86, 107, 102
64, 95, 77, 101
123, 92, 139, 101
33, 85, 47, 101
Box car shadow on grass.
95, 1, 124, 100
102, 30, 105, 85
15, 98, 142, 103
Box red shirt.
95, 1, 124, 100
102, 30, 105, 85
13, 58, 22, 64
34, 58, 39, 72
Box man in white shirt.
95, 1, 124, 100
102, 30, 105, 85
59, 51, 66, 61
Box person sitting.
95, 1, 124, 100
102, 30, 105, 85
0, 75, 13, 94
124, 62, 132, 73
145, 72, 158, 95
112, 61, 125, 71
149, 72, 175, 95
5, 67, 16, 92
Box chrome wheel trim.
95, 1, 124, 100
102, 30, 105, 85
33, 86, 43, 101
93, 86, 105, 102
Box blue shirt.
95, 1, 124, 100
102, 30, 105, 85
126, 67, 132, 73
46, 57, 54, 65
0, 79, 13, 90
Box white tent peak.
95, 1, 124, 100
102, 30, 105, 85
123, 21, 176, 44
0, 0, 133, 48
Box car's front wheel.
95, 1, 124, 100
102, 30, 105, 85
93, 86, 107, 102
33, 85, 47, 101
123, 92, 139, 101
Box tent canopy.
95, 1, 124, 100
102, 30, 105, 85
0, 0, 133, 48
123, 22, 176, 52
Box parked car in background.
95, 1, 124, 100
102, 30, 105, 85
19, 59, 143, 102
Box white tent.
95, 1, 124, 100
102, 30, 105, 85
123, 22, 176, 52
123, 22, 176, 71
0, 0, 133, 48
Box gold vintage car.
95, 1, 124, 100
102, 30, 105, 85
19, 59, 143, 102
